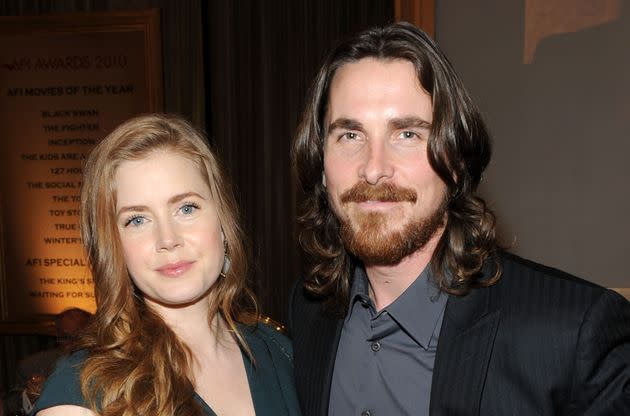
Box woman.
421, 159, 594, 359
33, 114, 300, 416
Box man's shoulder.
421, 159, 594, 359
489, 251, 619, 313
498, 251, 605, 292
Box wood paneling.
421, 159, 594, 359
395, 0, 435, 37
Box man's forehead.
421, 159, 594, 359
328, 58, 426, 98
330, 57, 418, 85
324, 58, 432, 128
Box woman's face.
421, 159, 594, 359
114, 150, 224, 310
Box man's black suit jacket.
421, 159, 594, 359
288, 252, 630, 415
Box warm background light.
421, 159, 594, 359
524, 0, 619, 63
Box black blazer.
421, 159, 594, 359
288, 252, 630, 415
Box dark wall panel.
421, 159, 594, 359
206, 0, 394, 323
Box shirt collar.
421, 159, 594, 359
386, 265, 447, 348
346, 266, 372, 319
346, 263, 447, 349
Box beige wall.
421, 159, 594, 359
436, 0, 629, 289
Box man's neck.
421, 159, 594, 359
365, 227, 443, 311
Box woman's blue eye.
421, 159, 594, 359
125, 216, 145, 227
180, 203, 199, 215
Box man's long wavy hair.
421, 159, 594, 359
292, 22, 501, 312
76, 114, 257, 415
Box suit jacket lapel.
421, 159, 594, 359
430, 283, 501, 416
316, 314, 343, 416
295, 304, 343, 416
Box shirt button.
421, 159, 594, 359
361, 411, 372, 416
370, 341, 381, 352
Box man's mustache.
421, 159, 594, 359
340, 182, 417, 204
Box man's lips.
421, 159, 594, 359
354, 199, 405, 211
155, 261, 195, 277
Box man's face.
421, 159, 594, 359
323, 57, 448, 265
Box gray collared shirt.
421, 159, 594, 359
328, 264, 447, 416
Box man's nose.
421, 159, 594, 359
358, 140, 394, 185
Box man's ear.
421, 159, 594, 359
322, 171, 327, 188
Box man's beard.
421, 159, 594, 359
337, 182, 447, 266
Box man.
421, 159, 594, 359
288, 22, 630, 416
6, 308, 91, 415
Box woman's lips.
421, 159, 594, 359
155, 261, 195, 277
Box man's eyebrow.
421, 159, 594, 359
389, 116, 432, 130
116, 192, 206, 217
327, 118, 364, 133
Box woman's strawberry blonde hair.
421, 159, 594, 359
76, 114, 256, 415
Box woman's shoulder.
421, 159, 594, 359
41, 349, 87, 391
31, 350, 89, 414
55, 349, 88, 369
239, 318, 293, 362
238, 319, 302, 415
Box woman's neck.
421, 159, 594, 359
147, 296, 229, 354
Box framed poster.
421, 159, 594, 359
0, 9, 162, 324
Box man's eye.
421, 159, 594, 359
125, 215, 145, 227
342, 132, 358, 140
399, 131, 418, 139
